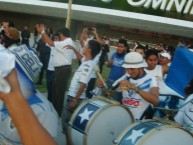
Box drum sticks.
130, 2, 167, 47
94, 66, 108, 89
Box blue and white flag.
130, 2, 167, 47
8, 45, 42, 82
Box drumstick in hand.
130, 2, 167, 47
94, 67, 108, 89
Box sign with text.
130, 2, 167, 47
101, 0, 193, 14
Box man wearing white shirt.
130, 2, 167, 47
36, 24, 76, 117
62, 40, 101, 145
79, 27, 101, 99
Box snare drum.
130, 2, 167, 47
114, 119, 193, 145
68, 96, 134, 145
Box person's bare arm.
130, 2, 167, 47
36, 24, 55, 47
0, 69, 57, 145
80, 28, 88, 48
69, 83, 86, 110
41, 31, 55, 47
106, 60, 113, 67
65, 45, 83, 61
92, 27, 100, 43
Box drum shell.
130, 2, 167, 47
114, 119, 193, 145
68, 96, 134, 145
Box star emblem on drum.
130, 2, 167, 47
78, 108, 94, 124
125, 128, 145, 144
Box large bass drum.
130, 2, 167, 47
68, 96, 134, 145
114, 119, 193, 145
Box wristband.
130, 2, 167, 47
135, 88, 141, 94
127, 84, 132, 89
72, 98, 78, 103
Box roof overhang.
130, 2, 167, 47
0, 0, 193, 38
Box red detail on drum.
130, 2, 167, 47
122, 99, 140, 107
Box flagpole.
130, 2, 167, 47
65, 0, 73, 29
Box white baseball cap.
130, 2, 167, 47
122, 52, 147, 68
160, 52, 171, 60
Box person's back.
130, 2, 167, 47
36, 39, 51, 85
37, 40, 51, 64
21, 26, 30, 47
0, 40, 58, 144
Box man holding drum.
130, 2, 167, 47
62, 40, 101, 145
98, 52, 159, 120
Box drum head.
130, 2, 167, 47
141, 127, 193, 145
86, 105, 133, 145
115, 120, 193, 145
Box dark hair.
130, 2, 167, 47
36, 20, 46, 25
54, 31, 60, 37
8, 21, 15, 27
145, 49, 158, 60
58, 28, 70, 37
136, 45, 146, 52
101, 37, 107, 40
118, 39, 128, 48
184, 79, 193, 97
88, 40, 101, 59
167, 46, 175, 54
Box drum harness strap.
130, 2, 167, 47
178, 97, 193, 111
155, 96, 193, 112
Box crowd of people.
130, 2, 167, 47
0, 20, 193, 145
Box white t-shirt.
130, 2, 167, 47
47, 47, 56, 71
175, 94, 193, 128
0, 91, 59, 144
81, 51, 101, 79
68, 60, 95, 99
144, 65, 163, 81
122, 73, 159, 120
0, 44, 15, 77
54, 38, 76, 67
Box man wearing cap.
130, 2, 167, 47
159, 51, 171, 80
36, 24, 76, 117
159, 51, 171, 65
117, 52, 159, 120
